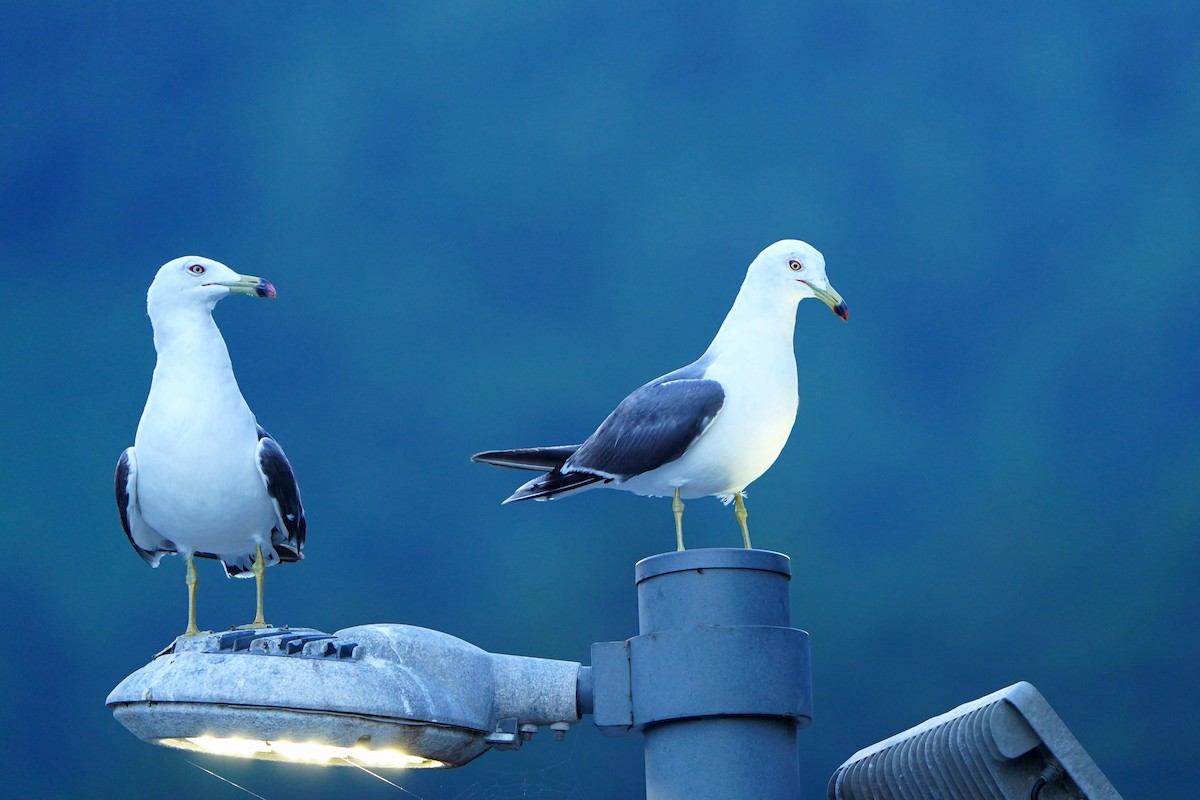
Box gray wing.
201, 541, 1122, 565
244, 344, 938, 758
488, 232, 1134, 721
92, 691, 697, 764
565, 377, 725, 479
114, 447, 175, 567
255, 429, 306, 560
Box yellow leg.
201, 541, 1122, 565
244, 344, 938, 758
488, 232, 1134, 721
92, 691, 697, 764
253, 545, 267, 627
672, 488, 685, 551
238, 546, 270, 630
183, 554, 202, 637
734, 493, 752, 549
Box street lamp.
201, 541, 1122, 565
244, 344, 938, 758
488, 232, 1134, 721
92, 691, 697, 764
109, 547, 1121, 799
108, 622, 581, 770
109, 548, 812, 798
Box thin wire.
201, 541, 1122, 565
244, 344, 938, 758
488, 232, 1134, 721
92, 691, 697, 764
340, 758, 425, 799
187, 760, 269, 800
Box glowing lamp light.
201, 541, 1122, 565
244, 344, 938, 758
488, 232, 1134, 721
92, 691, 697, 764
161, 736, 444, 769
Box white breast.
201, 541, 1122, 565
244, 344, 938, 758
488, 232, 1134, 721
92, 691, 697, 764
133, 342, 276, 559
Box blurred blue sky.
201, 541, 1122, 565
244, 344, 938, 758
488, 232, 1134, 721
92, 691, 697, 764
1, 2, 1197, 797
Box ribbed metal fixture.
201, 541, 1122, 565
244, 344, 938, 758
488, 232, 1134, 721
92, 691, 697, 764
828, 682, 1122, 800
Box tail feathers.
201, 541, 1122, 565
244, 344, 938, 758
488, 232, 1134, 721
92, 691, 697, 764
503, 470, 607, 503
217, 541, 303, 578
472, 445, 580, 472
271, 532, 304, 562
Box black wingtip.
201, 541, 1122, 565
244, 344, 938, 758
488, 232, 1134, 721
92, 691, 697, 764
472, 445, 581, 472
502, 470, 606, 503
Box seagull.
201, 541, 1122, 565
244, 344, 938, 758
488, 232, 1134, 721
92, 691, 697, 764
115, 256, 305, 637
472, 240, 847, 551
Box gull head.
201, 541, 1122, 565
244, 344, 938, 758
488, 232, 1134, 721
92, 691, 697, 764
751, 240, 848, 321
147, 256, 276, 318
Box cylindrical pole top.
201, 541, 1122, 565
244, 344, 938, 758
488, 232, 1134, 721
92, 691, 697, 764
628, 548, 809, 799
635, 548, 792, 583
635, 548, 793, 634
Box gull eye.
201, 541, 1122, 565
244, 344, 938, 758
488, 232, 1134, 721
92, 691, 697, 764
188, 264, 206, 276
788, 259, 803, 271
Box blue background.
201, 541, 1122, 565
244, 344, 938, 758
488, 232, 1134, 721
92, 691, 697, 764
2, 3, 1197, 797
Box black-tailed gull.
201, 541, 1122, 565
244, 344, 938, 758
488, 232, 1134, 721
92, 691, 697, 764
472, 239, 847, 550
115, 256, 306, 637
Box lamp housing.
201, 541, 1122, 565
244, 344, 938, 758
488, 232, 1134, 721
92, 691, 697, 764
106, 623, 581, 769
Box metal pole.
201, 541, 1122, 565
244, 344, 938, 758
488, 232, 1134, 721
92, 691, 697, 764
592, 548, 813, 799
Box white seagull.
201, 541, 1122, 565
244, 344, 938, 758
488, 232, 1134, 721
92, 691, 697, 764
473, 240, 847, 551
115, 256, 305, 637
